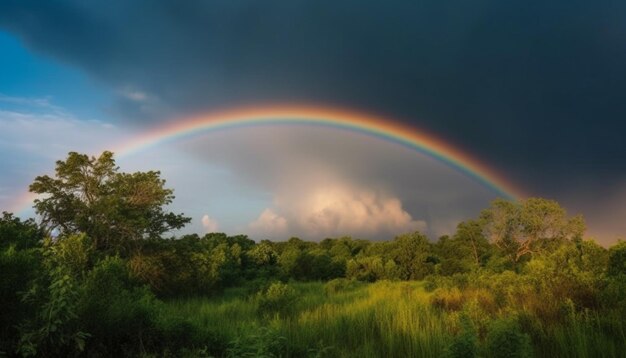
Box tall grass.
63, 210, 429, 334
160, 281, 625, 357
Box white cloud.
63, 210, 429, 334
249, 208, 288, 238
247, 183, 426, 240
0, 110, 124, 157
303, 186, 426, 237
0, 99, 130, 215
201, 214, 219, 232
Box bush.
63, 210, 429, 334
46, 234, 94, 279
17, 236, 91, 357
608, 241, 626, 277
257, 282, 298, 317
77, 256, 160, 356
484, 318, 532, 358
446, 314, 478, 358
0, 246, 40, 351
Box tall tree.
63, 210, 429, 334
453, 220, 491, 269
29, 151, 190, 253
480, 198, 585, 264
390, 231, 434, 280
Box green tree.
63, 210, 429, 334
390, 231, 434, 280
248, 240, 278, 266
0, 214, 43, 351
607, 240, 626, 277
0, 211, 44, 250
480, 198, 584, 264
29, 151, 190, 253
454, 220, 491, 269
434, 235, 467, 276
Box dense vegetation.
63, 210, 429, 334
1, 151, 625, 357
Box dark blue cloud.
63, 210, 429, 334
1, 0, 625, 194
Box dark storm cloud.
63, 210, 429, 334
1, 0, 625, 193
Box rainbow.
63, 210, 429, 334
10, 105, 524, 214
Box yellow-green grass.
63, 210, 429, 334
160, 281, 625, 357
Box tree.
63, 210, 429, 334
480, 198, 585, 264
453, 220, 491, 269
0, 211, 44, 250
29, 151, 190, 253
0, 213, 43, 350
390, 231, 434, 280
608, 240, 626, 277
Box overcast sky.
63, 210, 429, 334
1, 1, 625, 243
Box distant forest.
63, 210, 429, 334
1, 151, 624, 357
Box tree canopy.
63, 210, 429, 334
29, 151, 190, 253
480, 198, 585, 264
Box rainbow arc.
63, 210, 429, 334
10, 105, 524, 215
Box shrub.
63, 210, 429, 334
77, 256, 160, 356
257, 282, 298, 317
484, 318, 532, 358
608, 241, 626, 277
17, 236, 91, 357
0, 246, 40, 351
46, 234, 94, 279
446, 314, 478, 358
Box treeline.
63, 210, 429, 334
2, 209, 626, 356
1, 151, 625, 357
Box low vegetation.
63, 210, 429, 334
1, 151, 625, 357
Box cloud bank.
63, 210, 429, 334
249, 183, 426, 240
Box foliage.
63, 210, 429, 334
76, 256, 160, 356
226, 327, 287, 358
607, 240, 626, 277
0, 245, 40, 352
480, 198, 585, 265
0, 212, 44, 250
257, 282, 298, 317
446, 314, 478, 358
3, 150, 626, 356
29, 151, 190, 254
484, 318, 533, 358
390, 231, 435, 280
17, 237, 90, 357
0, 214, 44, 353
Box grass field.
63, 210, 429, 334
159, 280, 626, 357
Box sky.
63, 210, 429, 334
0, 1, 625, 244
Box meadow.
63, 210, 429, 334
158, 279, 626, 358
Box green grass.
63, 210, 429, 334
159, 281, 625, 358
